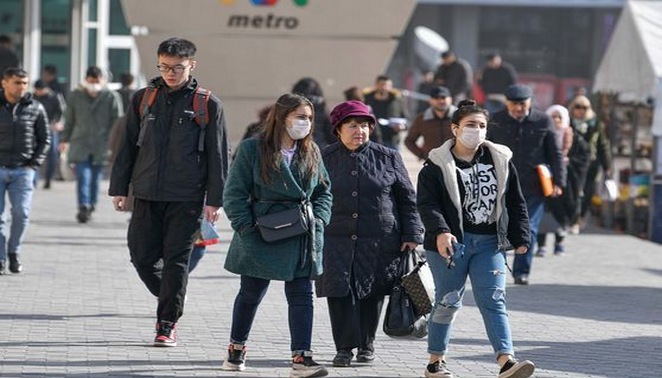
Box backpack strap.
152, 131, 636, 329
137, 84, 159, 147
193, 87, 211, 152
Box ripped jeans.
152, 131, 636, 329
426, 232, 514, 358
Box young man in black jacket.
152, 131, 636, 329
0, 68, 51, 275
109, 38, 229, 346
487, 84, 566, 285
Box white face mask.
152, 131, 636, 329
84, 82, 103, 93
455, 127, 486, 149
287, 119, 311, 140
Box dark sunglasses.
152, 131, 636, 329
574, 105, 589, 110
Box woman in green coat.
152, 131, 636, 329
221, 93, 332, 378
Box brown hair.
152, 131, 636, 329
259, 93, 321, 185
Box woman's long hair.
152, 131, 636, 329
259, 93, 321, 185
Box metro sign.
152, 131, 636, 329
220, 0, 308, 6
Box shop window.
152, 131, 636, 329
108, 48, 130, 82
41, 0, 71, 86
0, 0, 23, 56
109, 0, 130, 35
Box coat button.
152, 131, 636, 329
350, 153, 357, 157
351, 191, 358, 197
351, 235, 358, 240
351, 170, 357, 176
352, 213, 358, 219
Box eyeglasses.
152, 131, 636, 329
574, 105, 589, 110
156, 64, 190, 74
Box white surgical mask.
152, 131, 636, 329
455, 127, 486, 150
287, 119, 311, 140
84, 82, 103, 93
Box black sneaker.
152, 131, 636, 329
332, 349, 353, 367
514, 277, 529, 285
356, 349, 374, 363
290, 351, 328, 378
77, 206, 91, 223
498, 359, 535, 378
153, 321, 177, 347
221, 343, 247, 371
0, 261, 6, 275
8, 254, 22, 274
425, 360, 453, 378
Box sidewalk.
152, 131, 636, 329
1, 175, 661, 378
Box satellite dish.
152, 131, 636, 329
414, 26, 449, 72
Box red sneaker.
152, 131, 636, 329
153, 321, 177, 347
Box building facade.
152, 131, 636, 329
0, 0, 139, 90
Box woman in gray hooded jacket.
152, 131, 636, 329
416, 100, 534, 378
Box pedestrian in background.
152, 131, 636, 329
316, 100, 423, 367
488, 84, 565, 285
417, 100, 533, 378
478, 53, 517, 114
536, 105, 590, 256
568, 95, 611, 232
41, 64, 67, 99
0, 35, 21, 74
405, 86, 456, 160
60, 66, 122, 223
33, 79, 65, 189
221, 93, 332, 378
292, 77, 335, 149
434, 51, 473, 104
117, 72, 136, 113
109, 37, 229, 347
363, 75, 408, 149
0, 68, 50, 275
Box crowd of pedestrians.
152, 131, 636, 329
0, 33, 614, 378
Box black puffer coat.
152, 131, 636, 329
316, 141, 424, 299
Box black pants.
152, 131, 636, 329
128, 199, 202, 322
327, 293, 384, 352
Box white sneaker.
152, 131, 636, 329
498, 359, 535, 378
424, 360, 453, 378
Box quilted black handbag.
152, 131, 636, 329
383, 248, 428, 339
254, 201, 310, 243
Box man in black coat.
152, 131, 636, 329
109, 38, 229, 346
487, 84, 565, 285
0, 68, 50, 275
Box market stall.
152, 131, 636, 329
593, 0, 662, 241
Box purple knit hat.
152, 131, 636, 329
329, 100, 376, 129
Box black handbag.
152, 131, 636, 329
254, 201, 310, 243
383, 248, 428, 339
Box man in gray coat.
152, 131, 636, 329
59, 66, 122, 223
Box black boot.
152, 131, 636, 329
77, 205, 91, 223
8, 254, 22, 273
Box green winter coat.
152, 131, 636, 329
62, 87, 123, 164
223, 138, 333, 281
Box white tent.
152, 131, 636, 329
593, 0, 662, 136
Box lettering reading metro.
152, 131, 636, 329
228, 13, 299, 29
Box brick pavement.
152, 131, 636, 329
1, 160, 662, 378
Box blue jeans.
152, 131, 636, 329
426, 233, 513, 358
513, 196, 545, 279
44, 131, 59, 183
74, 159, 103, 207
230, 275, 314, 352
0, 167, 36, 261
188, 246, 205, 273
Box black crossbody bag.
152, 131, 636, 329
254, 200, 312, 243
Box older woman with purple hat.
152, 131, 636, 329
315, 100, 424, 367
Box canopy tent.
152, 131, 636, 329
593, 0, 662, 243
593, 0, 662, 136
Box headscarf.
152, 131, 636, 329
546, 104, 570, 149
